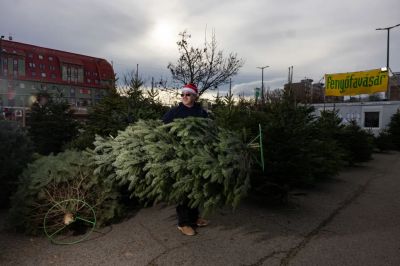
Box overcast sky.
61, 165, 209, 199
1, 0, 399, 96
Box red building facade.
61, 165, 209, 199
0, 38, 114, 119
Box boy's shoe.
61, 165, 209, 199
177, 226, 196, 236
196, 218, 209, 227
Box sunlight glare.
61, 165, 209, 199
150, 20, 177, 50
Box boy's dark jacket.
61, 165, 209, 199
162, 102, 208, 124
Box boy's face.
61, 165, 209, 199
181, 92, 196, 107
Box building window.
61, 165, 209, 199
78, 99, 89, 107
79, 88, 91, 95
31, 72, 36, 77
1, 58, 6, 75
41, 73, 46, 78
28, 53, 33, 58
8, 98, 15, 107
13, 59, 18, 77
38, 54, 44, 60
39, 64, 45, 70
18, 58, 26, 77
78, 68, 84, 83
62, 66, 66, 79
68, 98, 76, 106
51, 73, 56, 79
67, 67, 71, 82
73, 68, 78, 82
87, 78, 91, 83
95, 89, 107, 99
48, 56, 53, 61
364, 112, 380, 128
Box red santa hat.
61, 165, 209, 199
181, 83, 198, 95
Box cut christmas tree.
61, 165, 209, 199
92, 117, 253, 215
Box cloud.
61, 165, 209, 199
230, 77, 287, 96
1, 0, 399, 93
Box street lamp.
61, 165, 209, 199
376, 23, 400, 100
257, 65, 269, 103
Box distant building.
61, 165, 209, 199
389, 72, 400, 101
284, 78, 344, 104
284, 78, 312, 103
310, 82, 324, 103
0, 38, 114, 121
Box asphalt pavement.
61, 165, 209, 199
1, 152, 399, 266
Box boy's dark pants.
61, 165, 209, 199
176, 202, 199, 227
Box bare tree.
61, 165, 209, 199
167, 30, 244, 96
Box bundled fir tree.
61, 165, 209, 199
92, 117, 253, 215
8, 150, 122, 234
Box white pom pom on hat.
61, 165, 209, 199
181, 83, 198, 95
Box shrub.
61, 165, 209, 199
388, 109, 400, 150
262, 101, 344, 190
314, 111, 373, 165
28, 92, 78, 155
313, 110, 346, 176
68, 86, 168, 151
338, 120, 374, 165
0, 121, 34, 208
374, 129, 393, 152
